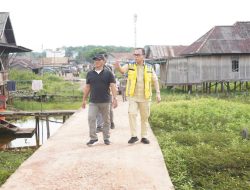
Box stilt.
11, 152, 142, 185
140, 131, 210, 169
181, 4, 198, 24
234, 81, 237, 91
188, 85, 192, 94
215, 82, 218, 94
35, 116, 40, 148
207, 82, 209, 93
246, 82, 249, 95
226, 82, 230, 94
221, 82, 224, 93
208, 82, 211, 94
46, 116, 50, 139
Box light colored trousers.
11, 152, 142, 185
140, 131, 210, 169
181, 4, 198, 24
88, 103, 111, 140
128, 100, 151, 138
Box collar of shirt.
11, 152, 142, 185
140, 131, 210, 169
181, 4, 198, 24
135, 61, 145, 66
94, 67, 104, 74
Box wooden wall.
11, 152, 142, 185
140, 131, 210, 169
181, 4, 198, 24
161, 55, 250, 85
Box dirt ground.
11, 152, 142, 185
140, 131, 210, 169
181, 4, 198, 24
0, 96, 174, 190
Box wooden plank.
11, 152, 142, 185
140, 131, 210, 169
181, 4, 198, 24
0, 110, 76, 117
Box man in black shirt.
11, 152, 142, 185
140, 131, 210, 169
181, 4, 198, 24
82, 53, 118, 146
96, 53, 116, 132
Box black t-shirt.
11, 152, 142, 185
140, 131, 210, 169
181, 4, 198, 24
86, 68, 116, 103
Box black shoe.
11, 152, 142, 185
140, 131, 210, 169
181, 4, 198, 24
104, 139, 111, 145
86, 139, 98, 146
110, 122, 115, 129
128, 136, 139, 144
96, 126, 103, 133
141, 138, 150, 144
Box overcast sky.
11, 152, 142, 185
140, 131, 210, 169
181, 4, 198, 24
2, 0, 250, 52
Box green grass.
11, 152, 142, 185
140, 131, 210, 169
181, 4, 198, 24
0, 149, 35, 186
150, 92, 250, 190
8, 69, 83, 110
12, 100, 82, 110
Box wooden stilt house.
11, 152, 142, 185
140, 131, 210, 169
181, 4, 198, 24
146, 22, 250, 93
0, 12, 31, 104
144, 45, 187, 87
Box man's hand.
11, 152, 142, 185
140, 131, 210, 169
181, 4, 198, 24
82, 100, 87, 109
156, 92, 161, 103
113, 60, 120, 70
112, 98, 118, 108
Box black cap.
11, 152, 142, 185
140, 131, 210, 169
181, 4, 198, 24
93, 54, 105, 60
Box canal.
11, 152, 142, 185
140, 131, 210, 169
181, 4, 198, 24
6, 117, 63, 148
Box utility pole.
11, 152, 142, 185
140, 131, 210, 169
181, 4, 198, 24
134, 14, 137, 48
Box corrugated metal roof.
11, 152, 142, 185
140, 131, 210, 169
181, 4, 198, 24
0, 43, 31, 53
145, 45, 187, 59
0, 12, 16, 45
0, 12, 9, 39
181, 22, 250, 55
0, 12, 31, 53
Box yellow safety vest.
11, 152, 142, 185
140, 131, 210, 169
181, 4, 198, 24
126, 63, 153, 99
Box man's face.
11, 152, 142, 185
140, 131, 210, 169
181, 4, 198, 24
134, 49, 144, 63
94, 58, 105, 68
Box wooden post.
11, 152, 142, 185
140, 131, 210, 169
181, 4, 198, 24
234, 81, 237, 91
203, 83, 206, 93
221, 82, 224, 93
63, 115, 66, 123
188, 85, 192, 94
35, 116, 40, 148
245, 82, 248, 95
46, 116, 50, 139
206, 82, 209, 93
215, 82, 218, 94
226, 82, 230, 94
208, 82, 211, 94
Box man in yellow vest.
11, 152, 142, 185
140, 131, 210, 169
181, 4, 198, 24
114, 48, 161, 144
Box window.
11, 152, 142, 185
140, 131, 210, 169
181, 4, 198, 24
231, 56, 239, 72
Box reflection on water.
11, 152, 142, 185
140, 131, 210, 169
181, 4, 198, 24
8, 117, 63, 148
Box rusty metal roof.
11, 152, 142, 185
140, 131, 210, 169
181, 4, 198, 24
181, 22, 250, 56
145, 45, 187, 59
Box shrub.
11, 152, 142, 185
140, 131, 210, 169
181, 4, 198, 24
151, 97, 250, 189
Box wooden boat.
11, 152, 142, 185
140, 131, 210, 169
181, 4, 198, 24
0, 119, 35, 138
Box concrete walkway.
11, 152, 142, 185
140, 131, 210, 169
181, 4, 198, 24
1, 98, 174, 190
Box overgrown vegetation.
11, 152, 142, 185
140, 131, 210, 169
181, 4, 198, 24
150, 89, 250, 189
0, 149, 35, 186
8, 70, 82, 110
